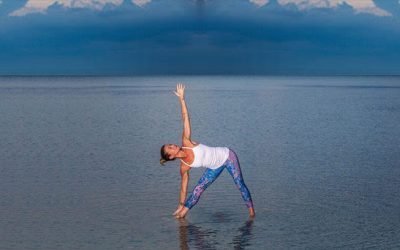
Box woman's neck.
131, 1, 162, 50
175, 149, 187, 159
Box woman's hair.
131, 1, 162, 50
160, 144, 174, 166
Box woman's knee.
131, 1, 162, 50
192, 185, 205, 197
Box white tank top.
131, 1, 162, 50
181, 144, 229, 169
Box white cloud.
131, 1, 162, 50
342, 0, 391, 16
247, 0, 391, 16
132, 0, 151, 8
10, 0, 56, 16
250, 0, 269, 7
275, 0, 391, 16
10, 0, 151, 16
9, 0, 391, 17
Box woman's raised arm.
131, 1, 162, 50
174, 83, 192, 143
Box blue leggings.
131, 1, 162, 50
184, 149, 254, 209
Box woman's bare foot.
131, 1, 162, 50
249, 207, 255, 217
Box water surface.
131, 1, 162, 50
1, 76, 399, 249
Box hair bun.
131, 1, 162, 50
160, 158, 167, 166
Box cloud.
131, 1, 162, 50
8, 0, 392, 17
249, 0, 269, 7
249, 0, 391, 16
132, 0, 151, 8
9, 0, 151, 16
10, 0, 54, 16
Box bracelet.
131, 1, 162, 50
179, 202, 184, 205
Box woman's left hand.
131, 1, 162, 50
175, 206, 189, 218
173, 83, 185, 100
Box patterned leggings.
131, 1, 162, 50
184, 149, 254, 209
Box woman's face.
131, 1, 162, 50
164, 144, 180, 159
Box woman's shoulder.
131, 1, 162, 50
182, 138, 199, 148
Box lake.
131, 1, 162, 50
1, 76, 399, 249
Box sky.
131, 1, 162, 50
0, 0, 399, 75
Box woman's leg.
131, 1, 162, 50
184, 166, 225, 209
225, 150, 254, 210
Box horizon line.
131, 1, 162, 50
1, 74, 400, 77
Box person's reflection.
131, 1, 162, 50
230, 219, 254, 249
178, 219, 217, 250
177, 218, 254, 250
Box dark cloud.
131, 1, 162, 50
0, 0, 399, 75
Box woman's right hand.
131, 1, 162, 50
173, 83, 185, 100
173, 205, 184, 216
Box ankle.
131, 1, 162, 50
249, 207, 255, 217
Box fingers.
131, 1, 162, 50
173, 207, 182, 215
176, 83, 185, 90
175, 213, 186, 219
174, 83, 186, 99
174, 207, 188, 218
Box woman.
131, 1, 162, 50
160, 83, 255, 218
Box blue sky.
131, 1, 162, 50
0, 0, 399, 75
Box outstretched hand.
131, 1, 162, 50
175, 206, 189, 219
173, 205, 184, 216
172, 205, 189, 218
174, 83, 185, 100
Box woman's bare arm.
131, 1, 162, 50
174, 83, 192, 144
179, 163, 190, 205
173, 163, 190, 215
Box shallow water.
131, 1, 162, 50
0, 76, 399, 249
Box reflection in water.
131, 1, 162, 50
178, 219, 218, 250
230, 219, 254, 250
178, 218, 254, 250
